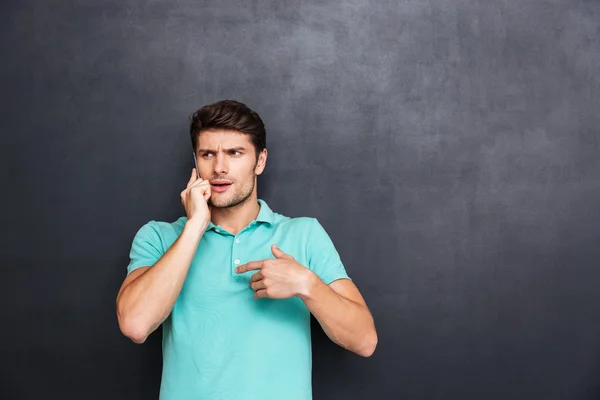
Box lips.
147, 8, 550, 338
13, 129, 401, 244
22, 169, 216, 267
210, 180, 232, 193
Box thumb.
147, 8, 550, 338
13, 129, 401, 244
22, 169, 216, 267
272, 244, 293, 260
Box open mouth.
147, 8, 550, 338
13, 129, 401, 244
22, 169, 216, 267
211, 181, 232, 193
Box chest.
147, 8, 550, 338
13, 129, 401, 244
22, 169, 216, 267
174, 227, 309, 315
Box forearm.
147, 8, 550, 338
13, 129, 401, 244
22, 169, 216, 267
117, 218, 207, 342
299, 274, 377, 357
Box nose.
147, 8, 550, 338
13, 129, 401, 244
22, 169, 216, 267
213, 152, 228, 175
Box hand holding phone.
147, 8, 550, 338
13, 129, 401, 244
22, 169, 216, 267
181, 167, 211, 227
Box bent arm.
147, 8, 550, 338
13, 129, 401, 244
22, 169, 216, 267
116, 219, 207, 343
299, 276, 378, 357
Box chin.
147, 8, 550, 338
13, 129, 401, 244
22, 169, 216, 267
208, 196, 227, 208
210, 192, 252, 209
209, 195, 238, 208
209, 200, 229, 208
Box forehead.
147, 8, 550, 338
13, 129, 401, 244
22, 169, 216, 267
197, 129, 253, 149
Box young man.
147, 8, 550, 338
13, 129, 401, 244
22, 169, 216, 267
116, 100, 377, 400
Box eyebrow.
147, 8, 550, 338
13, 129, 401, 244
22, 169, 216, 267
198, 146, 247, 153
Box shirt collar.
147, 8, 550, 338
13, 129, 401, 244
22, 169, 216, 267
255, 199, 274, 225
207, 199, 274, 231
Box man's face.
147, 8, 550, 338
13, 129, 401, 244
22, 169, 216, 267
195, 128, 267, 208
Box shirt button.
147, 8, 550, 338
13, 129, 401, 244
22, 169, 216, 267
235, 239, 240, 243
215, 228, 220, 233
234, 259, 240, 264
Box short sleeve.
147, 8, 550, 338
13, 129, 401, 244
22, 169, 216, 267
126, 222, 164, 275
307, 218, 351, 285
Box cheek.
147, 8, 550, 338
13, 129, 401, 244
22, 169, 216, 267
232, 158, 257, 177
197, 162, 213, 179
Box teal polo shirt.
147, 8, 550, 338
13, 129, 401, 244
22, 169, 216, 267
126, 199, 351, 400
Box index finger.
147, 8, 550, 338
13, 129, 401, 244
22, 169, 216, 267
187, 168, 197, 188
236, 260, 263, 273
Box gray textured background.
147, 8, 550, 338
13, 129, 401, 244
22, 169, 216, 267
2, 0, 600, 399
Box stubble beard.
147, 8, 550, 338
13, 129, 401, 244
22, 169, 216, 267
208, 175, 256, 209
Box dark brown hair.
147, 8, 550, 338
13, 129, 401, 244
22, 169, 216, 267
190, 100, 266, 157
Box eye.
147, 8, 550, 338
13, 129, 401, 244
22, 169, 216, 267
201, 152, 214, 158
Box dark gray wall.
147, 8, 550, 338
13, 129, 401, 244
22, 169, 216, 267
2, 0, 600, 399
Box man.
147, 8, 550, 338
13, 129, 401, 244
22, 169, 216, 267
116, 100, 377, 400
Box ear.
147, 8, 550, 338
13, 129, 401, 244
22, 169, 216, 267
254, 148, 268, 176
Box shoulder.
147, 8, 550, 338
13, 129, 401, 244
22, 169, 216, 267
271, 212, 333, 243
269, 206, 318, 233
132, 216, 187, 248
258, 199, 329, 234
275, 215, 315, 230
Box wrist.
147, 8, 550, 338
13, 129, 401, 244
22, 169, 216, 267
185, 217, 209, 233
297, 269, 320, 300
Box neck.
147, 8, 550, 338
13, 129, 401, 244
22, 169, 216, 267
209, 194, 261, 235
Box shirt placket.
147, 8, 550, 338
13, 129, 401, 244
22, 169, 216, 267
231, 232, 242, 280
231, 222, 258, 281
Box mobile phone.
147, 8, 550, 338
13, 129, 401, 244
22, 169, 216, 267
192, 150, 200, 179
